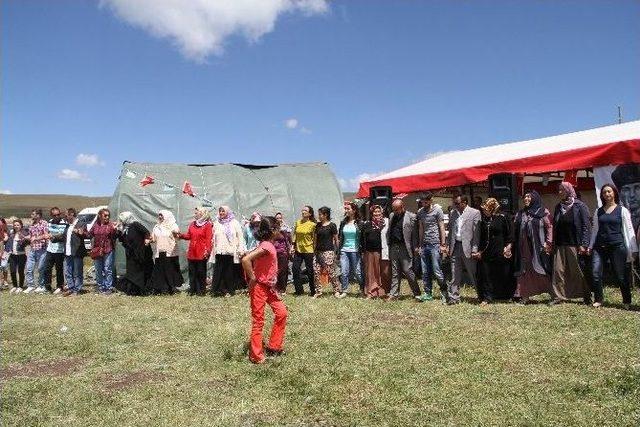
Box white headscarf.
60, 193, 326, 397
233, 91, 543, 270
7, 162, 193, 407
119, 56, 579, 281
118, 211, 135, 225
117, 211, 135, 231
158, 210, 179, 233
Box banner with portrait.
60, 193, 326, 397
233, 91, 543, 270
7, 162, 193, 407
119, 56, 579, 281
593, 163, 640, 232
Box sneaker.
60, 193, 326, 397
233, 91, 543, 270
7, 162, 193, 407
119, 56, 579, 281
334, 292, 341, 298
34, 286, 48, 294
53, 288, 63, 295
312, 293, 322, 299
414, 295, 424, 302
265, 347, 284, 357
9, 287, 16, 294
14, 287, 23, 294
337, 292, 347, 299
420, 293, 434, 302
99, 290, 113, 296
592, 301, 602, 308
24, 286, 35, 294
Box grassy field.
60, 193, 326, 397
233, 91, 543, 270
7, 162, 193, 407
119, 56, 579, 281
2, 285, 639, 427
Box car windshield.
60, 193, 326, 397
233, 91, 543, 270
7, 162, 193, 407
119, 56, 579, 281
77, 214, 97, 227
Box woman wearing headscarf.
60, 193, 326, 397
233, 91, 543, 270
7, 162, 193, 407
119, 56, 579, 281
210, 205, 246, 296
551, 181, 591, 304
512, 191, 553, 304
178, 207, 213, 296
476, 198, 513, 304
273, 212, 292, 294
149, 209, 182, 294
360, 205, 388, 299
115, 212, 154, 296
588, 184, 638, 309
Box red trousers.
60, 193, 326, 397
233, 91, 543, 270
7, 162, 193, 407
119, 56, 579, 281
249, 282, 288, 363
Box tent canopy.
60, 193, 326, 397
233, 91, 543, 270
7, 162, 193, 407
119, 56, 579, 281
111, 161, 343, 223
109, 161, 344, 276
357, 120, 640, 197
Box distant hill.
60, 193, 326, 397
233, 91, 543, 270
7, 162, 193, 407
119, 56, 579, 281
0, 194, 111, 219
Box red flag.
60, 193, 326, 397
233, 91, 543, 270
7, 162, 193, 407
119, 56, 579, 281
182, 181, 195, 197
139, 175, 154, 187
564, 170, 578, 187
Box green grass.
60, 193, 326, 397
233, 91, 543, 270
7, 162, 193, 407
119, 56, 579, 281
2, 286, 639, 427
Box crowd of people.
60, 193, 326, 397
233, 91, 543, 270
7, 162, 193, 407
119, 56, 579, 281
0, 181, 638, 309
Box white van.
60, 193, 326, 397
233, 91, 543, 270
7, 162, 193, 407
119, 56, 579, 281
77, 206, 108, 250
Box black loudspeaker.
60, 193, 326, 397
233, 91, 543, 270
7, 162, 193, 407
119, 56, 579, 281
369, 186, 393, 214
488, 173, 519, 214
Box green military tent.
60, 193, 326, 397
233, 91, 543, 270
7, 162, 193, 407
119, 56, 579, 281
108, 161, 344, 278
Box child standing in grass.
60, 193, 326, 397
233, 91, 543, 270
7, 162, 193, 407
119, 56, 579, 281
241, 216, 288, 364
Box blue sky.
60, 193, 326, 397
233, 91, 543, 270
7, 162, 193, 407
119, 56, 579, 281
2, 0, 639, 196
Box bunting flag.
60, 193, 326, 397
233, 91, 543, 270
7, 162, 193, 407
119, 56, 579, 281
125, 170, 214, 204
182, 181, 195, 197
139, 175, 155, 187
564, 170, 578, 187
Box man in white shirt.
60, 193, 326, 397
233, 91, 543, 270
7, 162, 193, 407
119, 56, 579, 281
446, 195, 481, 304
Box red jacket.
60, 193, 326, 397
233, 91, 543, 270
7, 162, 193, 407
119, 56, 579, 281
179, 221, 213, 261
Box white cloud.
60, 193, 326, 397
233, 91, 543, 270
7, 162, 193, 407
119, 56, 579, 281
57, 169, 91, 182
284, 118, 312, 134
101, 0, 329, 61
284, 118, 299, 129
0, 189, 12, 195
76, 153, 105, 167
338, 172, 383, 192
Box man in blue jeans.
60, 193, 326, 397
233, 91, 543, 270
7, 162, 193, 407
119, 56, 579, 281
62, 208, 87, 296
416, 193, 448, 302
24, 209, 50, 294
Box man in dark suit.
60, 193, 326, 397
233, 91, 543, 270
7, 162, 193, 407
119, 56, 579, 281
446, 195, 481, 304
386, 199, 422, 301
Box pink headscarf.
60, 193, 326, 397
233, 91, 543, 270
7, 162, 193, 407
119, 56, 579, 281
559, 181, 576, 214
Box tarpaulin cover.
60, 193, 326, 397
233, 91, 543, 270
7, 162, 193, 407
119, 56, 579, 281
357, 120, 640, 197
109, 161, 344, 277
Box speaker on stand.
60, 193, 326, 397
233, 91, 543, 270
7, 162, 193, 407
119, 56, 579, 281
369, 186, 393, 218
488, 173, 519, 215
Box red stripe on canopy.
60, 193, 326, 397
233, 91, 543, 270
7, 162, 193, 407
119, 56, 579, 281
357, 138, 640, 197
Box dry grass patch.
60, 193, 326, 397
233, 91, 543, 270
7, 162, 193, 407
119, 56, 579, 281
0, 357, 86, 380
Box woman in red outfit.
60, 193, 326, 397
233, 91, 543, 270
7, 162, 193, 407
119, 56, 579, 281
178, 207, 213, 296
241, 216, 288, 364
